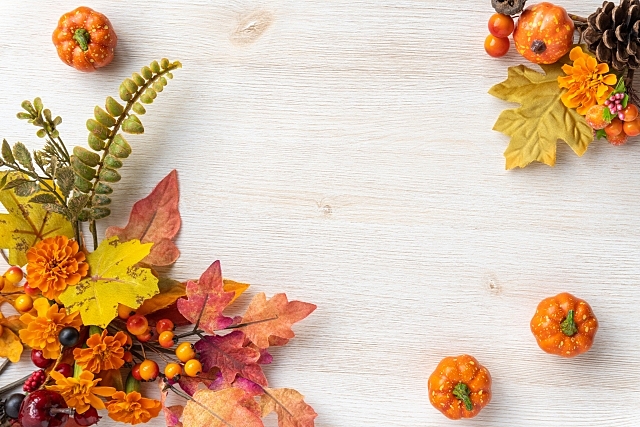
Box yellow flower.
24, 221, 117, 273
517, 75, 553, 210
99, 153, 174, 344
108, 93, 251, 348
47, 370, 116, 414
558, 46, 618, 115
73, 330, 128, 373
18, 298, 81, 359
26, 235, 89, 300
107, 391, 161, 425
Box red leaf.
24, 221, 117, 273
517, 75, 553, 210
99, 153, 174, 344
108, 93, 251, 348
177, 261, 234, 333
194, 330, 267, 386
241, 293, 316, 349
178, 369, 226, 396
147, 302, 190, 327
159, 380, 184, 427
105, 170, 181, 266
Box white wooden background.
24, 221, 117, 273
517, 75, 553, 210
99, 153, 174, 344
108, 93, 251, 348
1, 0, 639, 425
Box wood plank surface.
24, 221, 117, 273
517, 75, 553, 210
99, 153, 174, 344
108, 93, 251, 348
0, 0, 639, 425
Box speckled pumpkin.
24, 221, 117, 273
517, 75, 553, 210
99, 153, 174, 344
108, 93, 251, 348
513, 2, 574, 64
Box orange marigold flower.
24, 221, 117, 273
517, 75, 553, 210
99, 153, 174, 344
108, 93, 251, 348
26, 235, 89, 300
74, 330, 128, 373
48, 370, 116, 414
19, 297, 81, 359
107, 391, 162, 425
558, 46, 618, 115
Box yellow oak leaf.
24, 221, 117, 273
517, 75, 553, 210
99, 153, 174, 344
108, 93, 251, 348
59, 237, 159, 327
223, 279, 250, 305
0, 312, 23, 362
489, 61, 594, 169
260, 388, 317, 427
0, 173, 74, 266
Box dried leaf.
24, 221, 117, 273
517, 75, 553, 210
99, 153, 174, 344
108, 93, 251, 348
105, 170, 180, 266
137, 278, 185, 316
178, 369, 225, 396
182, 389, 263, 427
223, 280, 250, 305
0, 172, 74, 266
489, 60, 593, 169
59, 237, 159, 327
146, 302, 190, 326
159, 380, 184, 427
177, 261, 234, 333
0, 313, 23, 362
241, 293, 316, 349
194, 330, 267, 386
260, 388, 317, 427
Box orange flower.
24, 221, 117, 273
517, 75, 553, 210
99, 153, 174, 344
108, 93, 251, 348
74, 330, 128, 373
107, 391, 162, 425
26, 235, 89, 300
558, 46, 618, 115
47, 370, 116, 414
19, 297, 81, 359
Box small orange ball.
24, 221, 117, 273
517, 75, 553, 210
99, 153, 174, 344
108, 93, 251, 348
15, 294, 33, 312
183, 359, 202, 377
175, 342, 196, 363
607, 131, 628, 146
585, 105, 610, 130
156, 319, 174, 334
126, 314, 149, 336
488, 13, 514, 38
123, 351, 133, 363
136, 331, 152, 343
623, 118, 640, 137
118, 304, 135, 320
621, 104, 639, 122
605, 118, 624, 137
158, 331, 175, 348
4, 266, 23, 284
484, 35, 510, 58
139, 360, 159, 381
164, 363, 182, 380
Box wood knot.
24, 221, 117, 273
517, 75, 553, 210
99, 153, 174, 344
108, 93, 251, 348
483, 272, 503, 296
230, 10, 273, 46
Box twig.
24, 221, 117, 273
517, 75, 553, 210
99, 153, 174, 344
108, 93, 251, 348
39, 348, 64, 389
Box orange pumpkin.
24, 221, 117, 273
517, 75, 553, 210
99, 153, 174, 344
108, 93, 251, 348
513, 2, 574, 64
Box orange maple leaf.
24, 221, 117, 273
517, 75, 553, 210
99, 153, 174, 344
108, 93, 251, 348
241, 293, 316, 349
260, 388, 317, 427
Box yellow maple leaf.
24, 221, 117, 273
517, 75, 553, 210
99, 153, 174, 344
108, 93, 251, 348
223, 279, 249, 305
0, 173, 74, 266
489, 60, 594, 169
0, 312, 23, 362
59, 237, 159, 327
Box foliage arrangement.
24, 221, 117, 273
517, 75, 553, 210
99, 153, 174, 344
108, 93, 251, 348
486, 0, 640, 168
0, 59, 318, 427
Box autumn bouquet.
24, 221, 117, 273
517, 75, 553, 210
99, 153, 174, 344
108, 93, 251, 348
0, 58, 317, 427
485, 0, 640, 168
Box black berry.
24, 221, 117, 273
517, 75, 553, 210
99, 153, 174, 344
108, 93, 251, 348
5, 393, 25, 419
58, 327, 80, 347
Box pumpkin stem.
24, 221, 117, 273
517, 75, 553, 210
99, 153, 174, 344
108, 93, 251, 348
452, 383, 473, 411
531, 40, 547, 54
73, 28, 91, 52
560, 310, 578, 337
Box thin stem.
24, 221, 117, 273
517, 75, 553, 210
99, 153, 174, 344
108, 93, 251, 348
568, 14, 588, 23
560, 310, 578, 337
2, 162, 67, 207
40, 348, 64, 389
225, 316, 278, 330
193, 294, 209, 333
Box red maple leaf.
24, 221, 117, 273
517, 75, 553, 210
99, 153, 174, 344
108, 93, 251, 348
105, 170, 181, 266
241, 293, 316, 349
176, 261, 233, 333
194, 330, 267, 386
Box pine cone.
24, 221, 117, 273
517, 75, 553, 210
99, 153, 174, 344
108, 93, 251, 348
584, 0, 640, 70
491, 0, 526, 16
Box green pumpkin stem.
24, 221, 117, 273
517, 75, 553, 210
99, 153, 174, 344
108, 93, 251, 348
73, 28, 91, 52
452, 383, 473, 411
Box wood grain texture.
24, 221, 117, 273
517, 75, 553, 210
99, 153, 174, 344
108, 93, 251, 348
0, 0, 639, 425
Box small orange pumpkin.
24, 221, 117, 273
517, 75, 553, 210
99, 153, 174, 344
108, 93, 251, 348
513, 2, 574, 64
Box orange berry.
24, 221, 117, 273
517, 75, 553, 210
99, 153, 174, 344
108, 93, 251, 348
126, 314, 149, 336
488, 13, 514, 38
15, 295, 33, 312
123, 351, 133, 363
158, 331, 175, 348
0, 325, 4, 336
605, 118, 623, 137
623, 118, 640, 137
131, 363, 143, 381
23, 283, 39, 296
136, 331, 152, 343
139, 360, 159, 381
155, 319, 174, 334
125, 334, 133, 348
607, 131, 628, 146
164, 363, 182, 380
485, 35, 510, 58
621, 104, 639, 122
118, 304, 135, 320
585, 105, 610, 130
0, 277, 5, 292
4, 266, 23, 284
183, 359, 202, 377
175, 342, 196, 363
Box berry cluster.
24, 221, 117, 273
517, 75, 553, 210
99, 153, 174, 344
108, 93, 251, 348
0, 266, 35, 314
586, 102, 640, 146
23, 370, 46, 393
485, 13, 514, 58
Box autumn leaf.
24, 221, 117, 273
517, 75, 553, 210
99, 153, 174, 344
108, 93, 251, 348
182, 389, 263, 427
137, 278, 186, 316
159, 380, 183, 427
489, 60, 593, 169
105, 170, 180, 266
0, 172, 74, 266
0, 312, 23, 362
261, 388, 317, 427
177, 261, 234, 333
59, 237, 159, 327
223, 280, 250, 305
179, 369, 225, 396
241, 293, 316, 349
194, 330, 267, 386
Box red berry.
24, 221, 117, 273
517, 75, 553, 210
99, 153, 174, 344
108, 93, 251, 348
488, 13, 514, 38
126, 314, 149, 336
485, 34, 510, 57
131, 364, 143, 381
18, 390, 69, 427
54, 363, 72, 378
23, 283, 39, 296
73, 407, 100, 426
23, 370, 46, 392
136, 331, 153, 343
155, 319, 174, 333
30, 349, 52, 369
